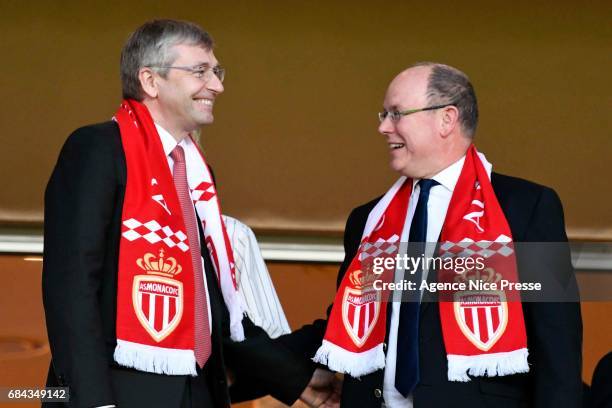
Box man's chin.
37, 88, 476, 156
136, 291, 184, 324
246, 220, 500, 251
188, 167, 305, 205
389, 160, 407, 175
195, 115, 214, 126
392, 163, 420, 179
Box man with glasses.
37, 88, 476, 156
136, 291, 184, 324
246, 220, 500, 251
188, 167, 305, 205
42, 19, 338, 408
288, 62, 582, 407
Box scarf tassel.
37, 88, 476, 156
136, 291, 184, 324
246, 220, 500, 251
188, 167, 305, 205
229, 308, 246, 342
114, 339, 198, 376
313, 340, 385, 378
447, 348, 529, 382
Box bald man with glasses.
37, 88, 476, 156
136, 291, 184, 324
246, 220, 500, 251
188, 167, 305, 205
286, 62, 582, 408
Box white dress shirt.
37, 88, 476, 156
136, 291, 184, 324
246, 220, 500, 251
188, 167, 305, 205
382, 154, 493, 407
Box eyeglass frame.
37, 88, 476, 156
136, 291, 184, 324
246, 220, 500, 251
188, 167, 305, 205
147, 64, 225, 83
378, 103, 455, 123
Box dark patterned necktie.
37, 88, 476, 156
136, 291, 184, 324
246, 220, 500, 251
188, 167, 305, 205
395, 178, 439, 397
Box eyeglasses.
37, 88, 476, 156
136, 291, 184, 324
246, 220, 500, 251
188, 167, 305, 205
378, 103, 455, 123
149, 64, 225, 83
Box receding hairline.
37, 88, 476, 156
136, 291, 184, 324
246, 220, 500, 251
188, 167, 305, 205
385, 65, 432, 105
394, 62, 469, 85
410, 61, 466, 76
392, 64, 432, 84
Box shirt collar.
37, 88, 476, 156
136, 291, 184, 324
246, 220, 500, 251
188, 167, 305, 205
155, 123, 191, 157
411, 150, 494, 193
412, 155, 466, 193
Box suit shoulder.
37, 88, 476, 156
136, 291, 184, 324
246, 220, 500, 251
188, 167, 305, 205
492, 172, 565, 240
492, 172, 559, 200
63, 121, 120, 152
52, 121, 123, 181
347, 195, 383, 225
343, 195, 384, 245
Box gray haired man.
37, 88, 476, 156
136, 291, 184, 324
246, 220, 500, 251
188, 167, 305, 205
43, 19, 339, 408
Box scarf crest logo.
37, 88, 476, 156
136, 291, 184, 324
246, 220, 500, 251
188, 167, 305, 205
132, 249, 184, 342
342, 268, 381, 348
453, 267, 508, 351
341, 235, 398, 347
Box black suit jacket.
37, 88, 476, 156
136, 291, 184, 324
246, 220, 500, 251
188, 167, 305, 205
283, 173, 583, 408
42, 121, 313, 408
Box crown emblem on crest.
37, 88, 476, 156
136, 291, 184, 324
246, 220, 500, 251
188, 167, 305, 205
349, 269, 377, 289
454, 267, 501, 284
136, 249, 182, 277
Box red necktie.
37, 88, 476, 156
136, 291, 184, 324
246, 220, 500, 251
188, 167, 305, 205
170, 145, 211, 368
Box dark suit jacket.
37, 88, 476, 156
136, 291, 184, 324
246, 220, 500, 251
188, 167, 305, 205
282, 173, 583, 408
42, 121, 313, 408
590, 351, 612, 408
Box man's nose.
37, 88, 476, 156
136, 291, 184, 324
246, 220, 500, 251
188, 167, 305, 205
207, 75, 224, 94
378, 116, 394, 135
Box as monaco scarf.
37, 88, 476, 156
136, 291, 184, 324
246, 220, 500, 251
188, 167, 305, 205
314, 146, 529, 381
112, 99, 245, 376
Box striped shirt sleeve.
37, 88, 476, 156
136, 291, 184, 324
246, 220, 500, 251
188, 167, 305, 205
223, 215, 291, 338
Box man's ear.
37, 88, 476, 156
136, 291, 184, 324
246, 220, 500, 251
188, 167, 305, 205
440, 105, 459, 138
138, 67, 158, 99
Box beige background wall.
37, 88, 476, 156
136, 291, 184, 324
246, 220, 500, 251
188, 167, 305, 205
0, 1, 610, 238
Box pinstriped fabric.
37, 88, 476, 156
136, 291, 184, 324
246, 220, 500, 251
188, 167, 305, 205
223, 216, 291, 338
171, 145, 211, 367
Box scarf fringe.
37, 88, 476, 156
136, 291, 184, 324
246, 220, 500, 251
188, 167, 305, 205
222, 269, 246, 342
114, 339, 197, 376
447, 348, 529, 382
313, 340, 385, 378
229, 307, 246, 342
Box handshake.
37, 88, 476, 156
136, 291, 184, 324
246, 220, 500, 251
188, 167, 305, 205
299, 368, 342, 408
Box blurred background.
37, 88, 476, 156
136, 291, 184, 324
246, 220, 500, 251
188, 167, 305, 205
0, 1, 610, 407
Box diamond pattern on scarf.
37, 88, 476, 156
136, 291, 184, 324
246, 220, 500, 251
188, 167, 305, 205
121, 218, 189, 252
191, 181, 216, 203
439, 235, 514, 258
359, 235, 400, 261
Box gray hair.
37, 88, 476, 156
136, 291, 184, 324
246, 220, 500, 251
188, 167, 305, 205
412, 62, 479, 138
120, 19, 214, 100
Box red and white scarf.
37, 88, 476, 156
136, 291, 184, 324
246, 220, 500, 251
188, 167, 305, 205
112, 100, 245, 376
314, 146, 529, 381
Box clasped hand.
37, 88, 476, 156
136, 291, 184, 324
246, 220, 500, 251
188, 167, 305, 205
299, 368, 341, 408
